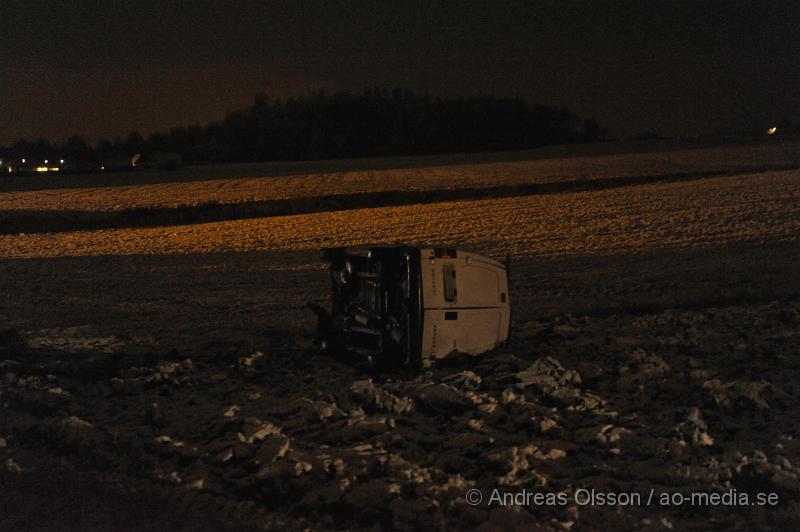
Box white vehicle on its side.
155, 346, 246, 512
310, 246, 510, 370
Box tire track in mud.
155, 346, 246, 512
1, 164, 793, 235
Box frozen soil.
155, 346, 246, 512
1, 242, 799, 530
2, 144, 799, 529
3, 169, 800, 259
2, 142, 795, 212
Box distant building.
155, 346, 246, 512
99, 156, 137, 172
100, 153, 183, 172
2, 152, 185, 175
133, 152, 183, 171
3, 157, 65, 174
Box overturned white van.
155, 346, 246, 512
310, 246, 510, 369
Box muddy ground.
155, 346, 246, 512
1, 240, 799, 530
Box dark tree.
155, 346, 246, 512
3, 88, 608, 168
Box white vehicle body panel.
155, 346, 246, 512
419, 248, 510, 366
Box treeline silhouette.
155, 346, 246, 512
1, 88, 608, 165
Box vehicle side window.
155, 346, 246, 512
443, 263, 456, 302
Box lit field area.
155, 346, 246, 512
2, 169, 798, 259
0, 142, 795, 212
2, 162, 800, 530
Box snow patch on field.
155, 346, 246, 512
25, 327, 133, 353
2, 170, 798, 259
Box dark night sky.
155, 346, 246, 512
2, 0, 799, 145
